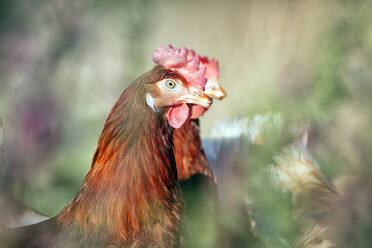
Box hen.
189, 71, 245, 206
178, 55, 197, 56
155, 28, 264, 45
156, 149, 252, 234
173, 49, 226, 182
154, 48, 226, 247
0, 47, 225, 235
0, 45, 211, 248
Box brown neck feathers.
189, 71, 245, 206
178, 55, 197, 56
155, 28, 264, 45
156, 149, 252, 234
57, 74, 181, 247
174, 119, 215, 182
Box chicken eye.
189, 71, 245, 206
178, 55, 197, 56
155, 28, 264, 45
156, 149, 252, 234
165, 79, 177, 89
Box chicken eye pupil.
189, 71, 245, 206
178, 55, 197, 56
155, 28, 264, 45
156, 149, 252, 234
165, 79, 176, 89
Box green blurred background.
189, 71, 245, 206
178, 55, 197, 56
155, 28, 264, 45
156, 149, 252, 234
1, 0, 372, 247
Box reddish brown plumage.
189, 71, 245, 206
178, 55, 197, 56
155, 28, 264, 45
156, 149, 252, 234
0, 42, 216, 247
56, 67, 183, 247
174, 119, 215, 182
0, 66, 193, 248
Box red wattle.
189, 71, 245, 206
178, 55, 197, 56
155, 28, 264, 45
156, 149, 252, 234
168, 103, 190, 128
191, 105, 208, 119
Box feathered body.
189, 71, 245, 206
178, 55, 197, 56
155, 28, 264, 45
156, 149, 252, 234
168, 48, 225, 247
174, 119, 214, 181
0, 66, 200, 248
1, 45, 214, 247
169, 46, 225, 182
57, 68, 182, 247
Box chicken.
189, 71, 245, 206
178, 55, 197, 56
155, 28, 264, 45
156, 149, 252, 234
0, 45, 211, 248
154, 48, 226, 247
174, 48, 226, 182
0, 47, 225, 234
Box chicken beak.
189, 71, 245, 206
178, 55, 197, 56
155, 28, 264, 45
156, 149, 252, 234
204, 84, 227, 100
181, 90, 212, 108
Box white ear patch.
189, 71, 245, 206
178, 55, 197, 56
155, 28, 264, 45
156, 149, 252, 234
146, 93, 156, 111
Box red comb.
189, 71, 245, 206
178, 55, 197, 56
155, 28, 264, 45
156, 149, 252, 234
187, 50, 220, 82
202, 57, 219, 82
153, 45, 207, 90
